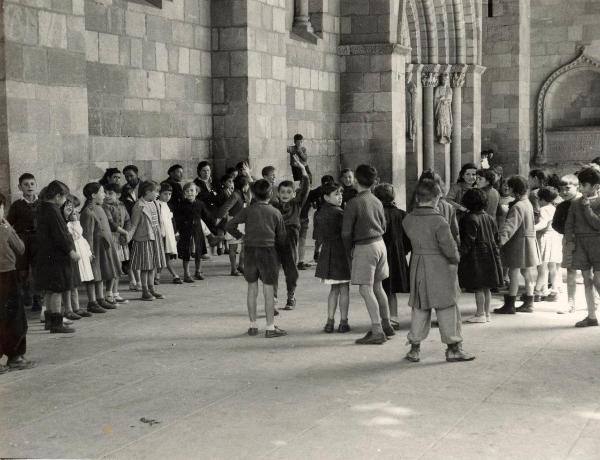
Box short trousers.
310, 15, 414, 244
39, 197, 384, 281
243, 246, 279, 285
561, 240, 574, 270
572, 236, 600, 271
299, 218, 309, 241
350, 240, 389, 286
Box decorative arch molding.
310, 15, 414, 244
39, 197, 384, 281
536, 44, 600, 165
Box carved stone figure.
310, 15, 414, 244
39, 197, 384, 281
435, 73, 453, 144
406, 77, 417, 140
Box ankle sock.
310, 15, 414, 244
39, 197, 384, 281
250, 321, 257, 328
266, 324, 275, 331
372, 323, 384, 334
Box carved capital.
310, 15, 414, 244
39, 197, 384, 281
421, 71, 439, 87
451, 71, 466, 88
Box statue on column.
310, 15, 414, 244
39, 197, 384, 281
406, 76, 416, 140
434, 73, 453, 144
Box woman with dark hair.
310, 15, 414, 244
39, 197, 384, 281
476, 168, 500, 218
194, 161, 219, 208
99, 168, 122, 187
446, 163, 478, 213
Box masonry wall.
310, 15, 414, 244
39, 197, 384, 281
285, 0, 341, 182
85, 0, 212, 184
3, 0, 89, 196
529, 0, 600, 154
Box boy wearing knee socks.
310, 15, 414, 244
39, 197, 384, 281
342, 165, 394, 345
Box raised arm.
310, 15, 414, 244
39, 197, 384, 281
582, 198, 600, 231
294, 163, 310, 206
224, 207, 247, 241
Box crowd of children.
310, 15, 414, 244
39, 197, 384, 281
3, 140, 600, 373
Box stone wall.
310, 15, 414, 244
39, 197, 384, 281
3, 0, 89, 196
85, 0, 212, 185
285, 0, 341, 183
545, 70, 600, 129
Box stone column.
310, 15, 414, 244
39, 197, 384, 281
421, 67, 439, 171
405, 64, 423, 195
212, 0, 288, 176
451, 66, 467, 182
462, 65, 486, 168
339, 44, 410, 207
292, 0, 318, 44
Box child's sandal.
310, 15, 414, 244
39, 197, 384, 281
324, 319, 335, 333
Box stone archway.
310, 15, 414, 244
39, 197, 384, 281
535, 43, 600, 166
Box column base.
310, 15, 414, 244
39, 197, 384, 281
291, 24, 319, 44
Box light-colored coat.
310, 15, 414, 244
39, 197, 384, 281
403, 206, 461, 310
129, 200, 160, 242
499, 195, 540, 268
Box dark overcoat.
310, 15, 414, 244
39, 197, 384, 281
381, 204, 411, 294
314, 203, 351, 281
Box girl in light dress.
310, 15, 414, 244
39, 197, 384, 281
533, 187, 563, 302
156, 182, 182, 284
62, 195, 93, 320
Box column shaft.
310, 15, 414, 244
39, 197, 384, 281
294, 0, 310, 26
451, 69, 466, 182
422, 70, 438, 171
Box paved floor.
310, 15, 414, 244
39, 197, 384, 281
1, 256, 600, 459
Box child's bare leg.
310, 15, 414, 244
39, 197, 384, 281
339, 283, 350, 321
575, 270, 597, 322
95, 281, 105, 300
373, 280, 390, 321
165, 257, 178, 278
238, 245, 245, 270
327, 285, 340, 320
85, 282, 96, 303
263, 284, 276, 328
484, 288, 492, 316
140, 270, 149, 291
474, 290, 485, 316
389, 292, 398, 320
194, 258, 202, 275
567, 269, 577, 305
508, 268, 520, 296
62, 290, 73, 314
358, 285, 383, 333
71, 289, 80, 312
228, 243, 238, 272
48, 292, 62, 314
183, 260, 191, 278
520, 267, 536, 296
547, 263, 558, 292
535, 263, 548, 294
247, 281, 258, 324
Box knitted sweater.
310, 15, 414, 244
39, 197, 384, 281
564, 196, 600, 240
225, 202, 286, 248
341, 189, 386, 251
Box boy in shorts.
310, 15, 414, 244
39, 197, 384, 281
565, 167, 600, 327
226, 179, 288, 338
552, 174, 581, 314
342, 164, 393, 345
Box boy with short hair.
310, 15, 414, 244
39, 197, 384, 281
340, 168, 357, 207
403, 179, 475, 363
553, 174, 581, 314
261, 166, 276, 187
287, 134, 313, 185
226, 179, 288, 337
7, 173, 41, 311
273, 156, 310, 310
342, 165, 393, 345
564, 167, 600, 327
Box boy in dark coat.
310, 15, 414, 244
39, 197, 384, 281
7, 173, 41, 310
373, 183, 411, 331
402, 179, 475, 363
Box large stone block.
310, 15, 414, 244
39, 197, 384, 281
23, 46, 48, 84
146, 15, 172, 43
48, 49, 86, 86
5, 4, 39, 46
172, 22, 195, 48
98, 32, 119, 65
179, 47, 190, 74
125, 11, 146, 38
142, 40, 157, 70
7, 99, 29, 133
130, 38, 143, 68
5, 43, 24, 81
67, 16, 86, 54
148, 71, 166, 99
39, 11, 68, 49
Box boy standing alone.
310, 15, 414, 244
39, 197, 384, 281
342, 165, 394, 345
226, 179, 288, 337
402, 179, 475, 363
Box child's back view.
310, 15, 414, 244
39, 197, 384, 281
402, 179, 475, 363
226, 179, 287, 338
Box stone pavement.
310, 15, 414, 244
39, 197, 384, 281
1, 257, 600, 460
